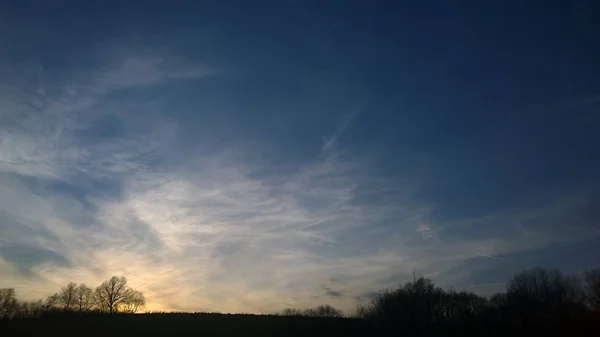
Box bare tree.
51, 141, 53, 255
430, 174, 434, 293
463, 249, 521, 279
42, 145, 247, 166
75, 283, 94, 313
45, 293, 60, 311
434, 290, 487, 323
280, 308, 305, 316
95, 276, 128, 314
507, 267, 583, 305
58, 282, 78, 311
359, 278, 447, 324
121, 290, 146, 313
354, 277, 488, 325
29, 299, 45, 317
506, 267, 585, 322
305, 304, 344, 318
280, 305, 343, 317
0, 288, 18, 319
584, 268, 600, 310
489, 293, 508, 307
16, 300, 45, 318
94, 276, 144, 314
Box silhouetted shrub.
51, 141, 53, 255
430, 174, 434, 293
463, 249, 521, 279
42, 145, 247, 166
280, 305, 343, 318
504, 267, 586, 323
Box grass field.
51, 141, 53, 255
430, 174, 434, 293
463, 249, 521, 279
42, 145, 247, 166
2, 313, 598, 337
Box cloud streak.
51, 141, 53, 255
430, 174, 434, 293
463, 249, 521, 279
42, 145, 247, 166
321, 110, 360, 152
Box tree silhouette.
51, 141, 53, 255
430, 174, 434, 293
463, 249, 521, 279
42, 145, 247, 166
584, 268, 600, 310
0, 288, 18, 319
94, 276, 143, 314
45, 293, 60, 311
121, 289, 146, 313
305, 305, 344, 318
75, 284, 94, 314
2, 266, 600, 337
435, 290, 488, 323
280, 308, 305, 316
279, 305, 343, 317
16, 300, 45, 318
58, 282, 78, 311
356, 277, 453, 325
505, 267, 585, 323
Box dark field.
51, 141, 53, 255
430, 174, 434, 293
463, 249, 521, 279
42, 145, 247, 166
2, 313, 599, 337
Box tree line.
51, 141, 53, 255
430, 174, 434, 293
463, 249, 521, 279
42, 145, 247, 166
279, 267, 600, 326
279, 304, 344, 318
2, 266, 600, 326
0, 276, 145, 319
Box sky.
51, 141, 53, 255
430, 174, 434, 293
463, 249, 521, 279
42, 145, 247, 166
0, 0, 599, 313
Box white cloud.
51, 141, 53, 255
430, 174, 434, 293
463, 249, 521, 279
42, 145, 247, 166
417, 223, 437, 240
0, 48, 209, 182
92, 55, 214, 94
100, 150, 424, 312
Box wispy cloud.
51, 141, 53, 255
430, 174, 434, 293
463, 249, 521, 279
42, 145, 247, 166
417, 223, 437, 241
91, 54, 214, 94
0, 47, 210, 179
1, 44, 598, 314
477, 254, 506, 261
321, 110, 360, 152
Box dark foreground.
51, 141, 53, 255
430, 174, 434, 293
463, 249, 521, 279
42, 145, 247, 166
2, 313, 599, 337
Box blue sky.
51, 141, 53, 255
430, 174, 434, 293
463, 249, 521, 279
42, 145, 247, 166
0, 1, 599, 313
